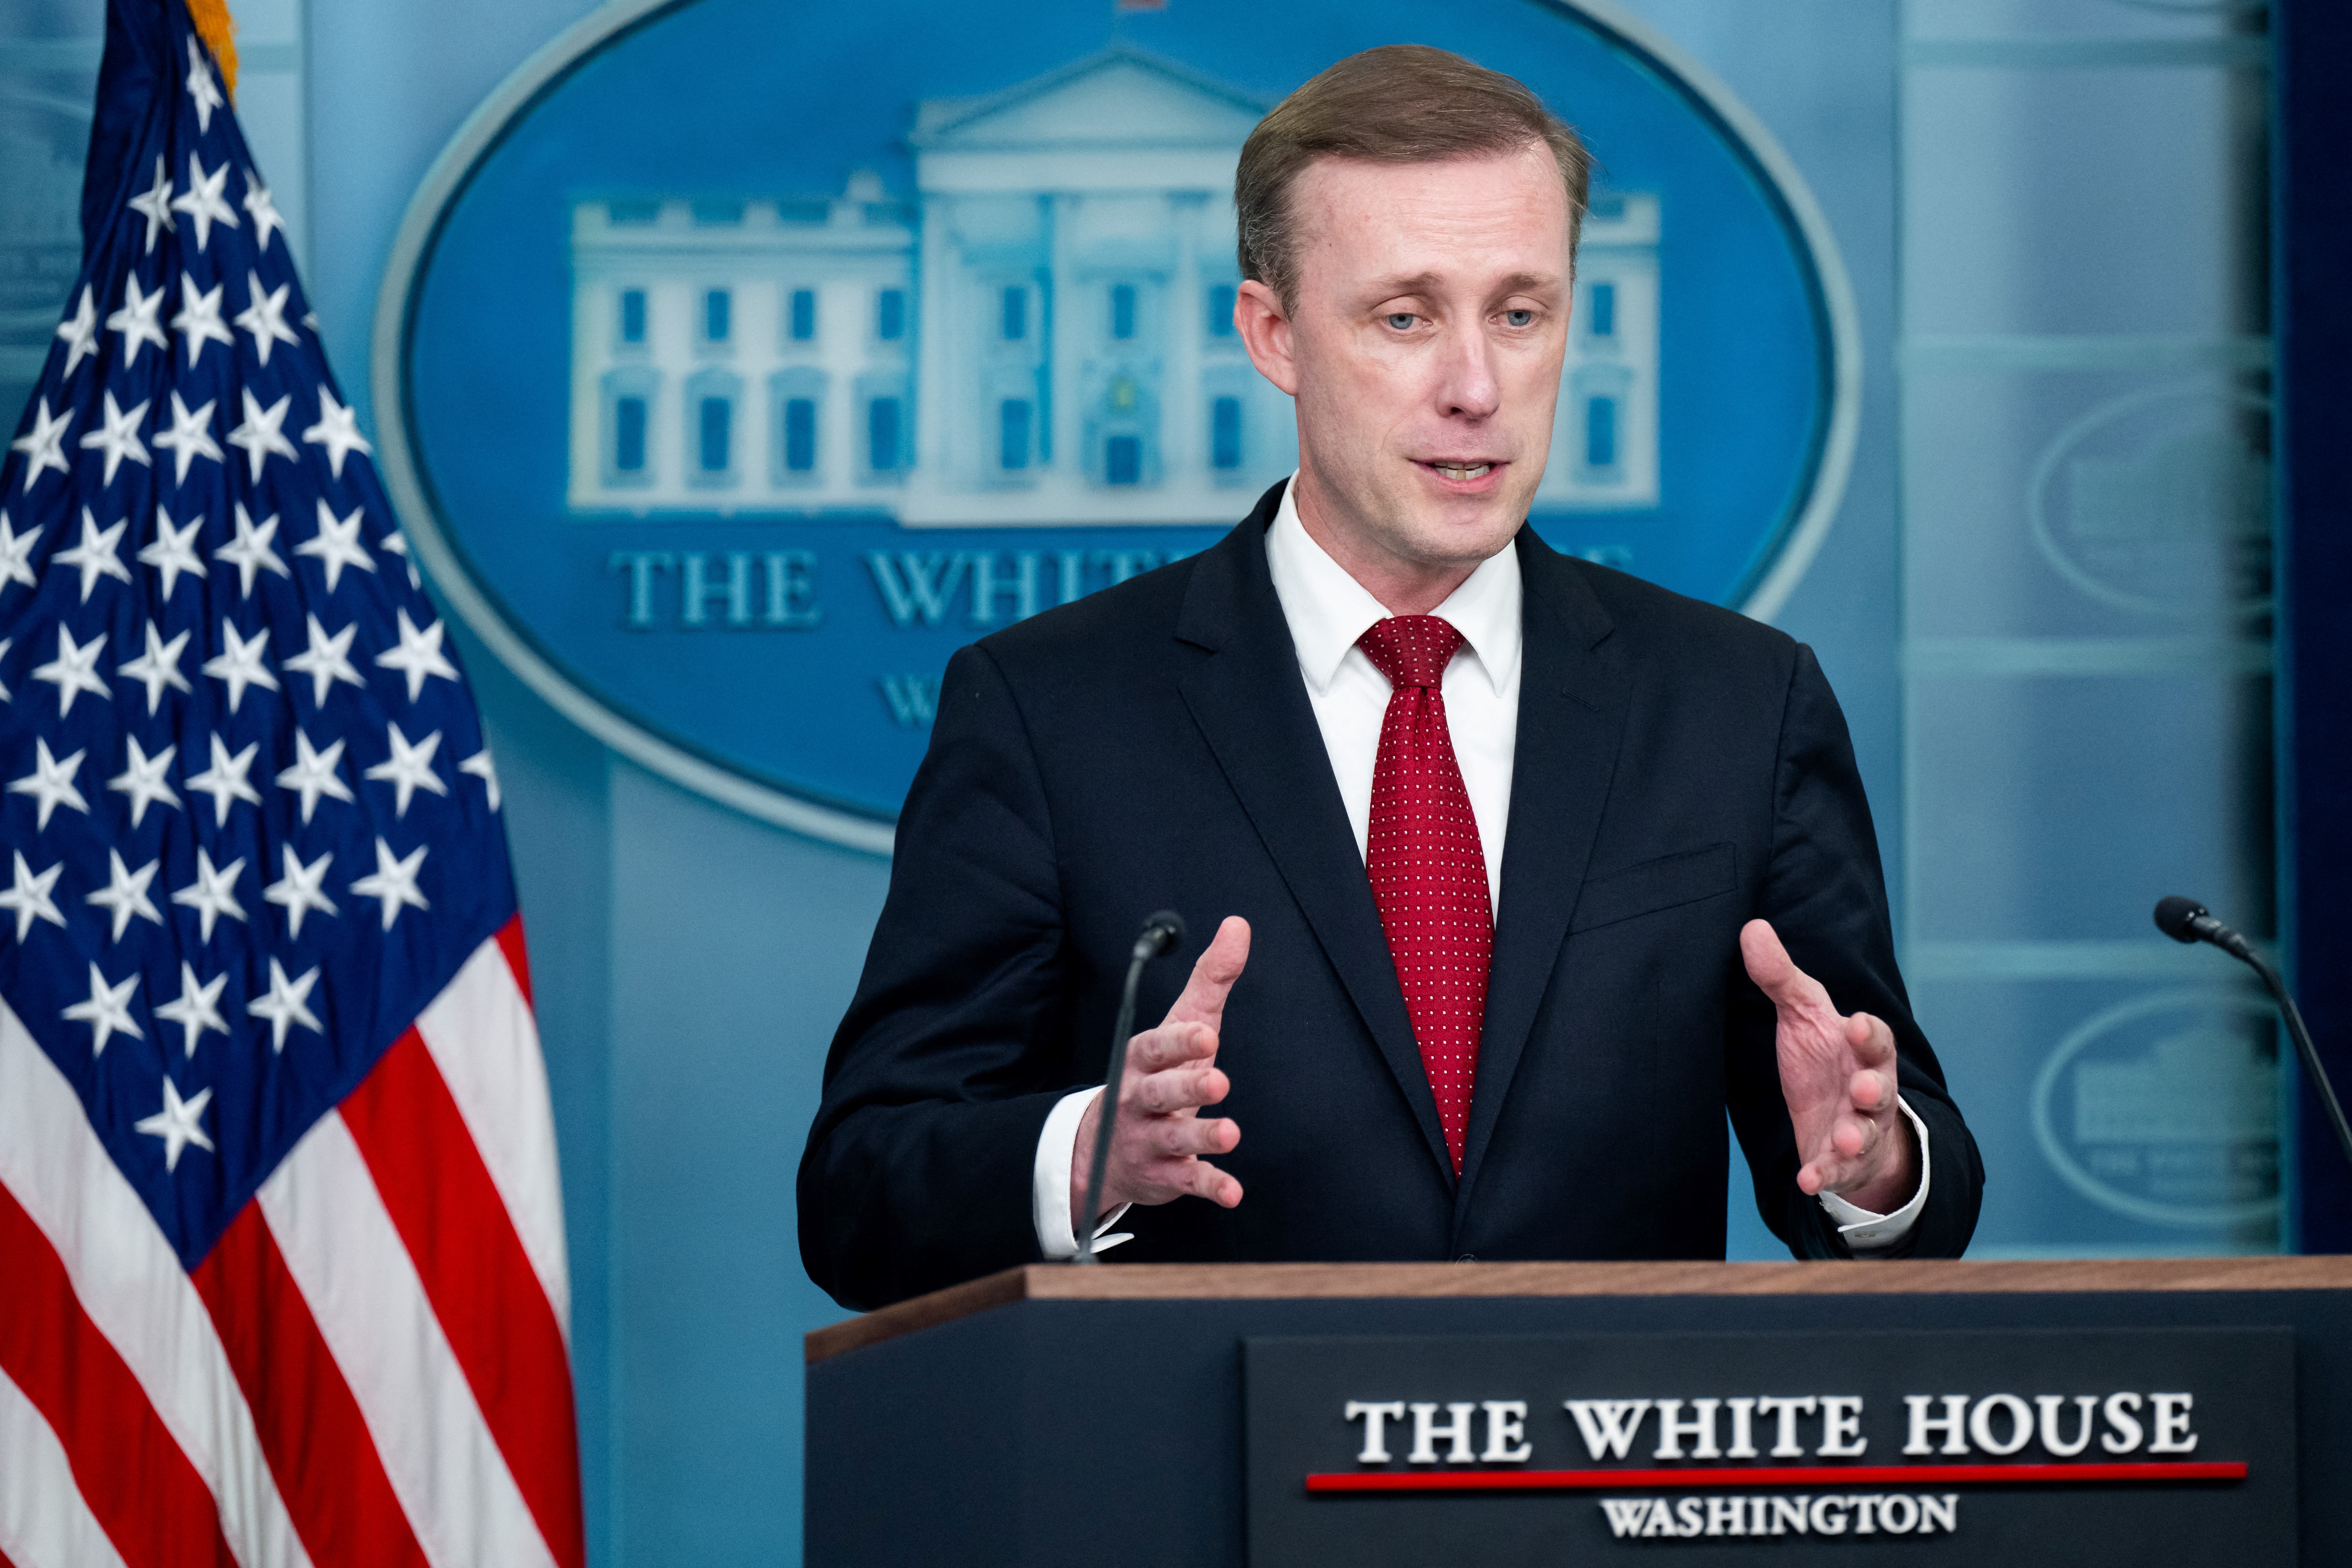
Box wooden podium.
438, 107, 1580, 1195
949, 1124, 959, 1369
804, 1258, 2352, 1565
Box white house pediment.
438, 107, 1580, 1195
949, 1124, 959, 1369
911, 50, 1268, 152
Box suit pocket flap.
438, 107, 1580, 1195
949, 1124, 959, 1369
1569, 842, 1738, 933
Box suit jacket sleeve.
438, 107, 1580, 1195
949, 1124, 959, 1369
1724, 644, 1985, 1260
798, 642, 1075, 1310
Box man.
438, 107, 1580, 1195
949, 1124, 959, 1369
800, 45, 1981, 1311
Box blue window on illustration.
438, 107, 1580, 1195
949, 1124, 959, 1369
878, 289, 906, 341
1111, 284, 1136, 341
1588, 282, 1616, 339
1206, 284, 1235, 338
1211, 397, 1243, 471
615, 396, 646, 471
869, 397, 902, 470
1585, 396, 1618, 469
784, 399, 817, 472
1000, 400, 1031, 470
704, 288, 730, 343
1106, 434, 1142, 485
699, 397, 731, 471
619, 289, 646, 345
1002, 287, 1027, 341
789, 288, 816, 342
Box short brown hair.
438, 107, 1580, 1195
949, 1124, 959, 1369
1235, 45, 1592, 309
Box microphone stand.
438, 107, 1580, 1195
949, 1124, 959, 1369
2156, 896, 2352, 1172
1075, 910, 1186, 1264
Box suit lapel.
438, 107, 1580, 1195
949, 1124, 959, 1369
1454, 532, 1632, 1210
1176, 496, 1457, 1185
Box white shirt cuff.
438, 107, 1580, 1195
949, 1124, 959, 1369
1033, 1087, 1132, 1259
1816, 1096, 1931, 1251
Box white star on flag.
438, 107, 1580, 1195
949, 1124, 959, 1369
247, 958, 324, 1051
364, 722, 448, 817
9, 398, 73, 490
31, 625, 110, 717
243, 172, 285, 252
460, 747, 501, 811
139, 506, 209, 594
264, 846, 339, 938
234, 271, 300, 366
170, 151, 240, 252
128, 156, 177, 251
85, 850, 164, 942
52, 507, 134, 600
201, 620, 280, 713
0, 851, 66, 940
0, 510, 40, 587
184, 733, 263, 825
155, 963, 231, 1057
7, 737, 90, 828
107, 273, 170, 367
376, 608, 460, 702
283, 613, 367, 708
107, 736, 180, 827
216, 501, 290, 595
302, 388, 374, 479
350, 837, 431, 931
116, 619, 194, 712
135, 1077, 215, 1171
152, 392, 223, 484
184, 37, 225, 131
77, 393, 153, 486
170, 846, 248, 940
55, 285, 100, 377
297, 500, 376, 591
226, 388, 299, 482
170, 273, 236, 365
62, 962, 143, 1056
275, 728, 356, 823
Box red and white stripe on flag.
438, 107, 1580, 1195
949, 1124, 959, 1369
0, 919, 583, 1568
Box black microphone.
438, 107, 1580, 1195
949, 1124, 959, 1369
1074, 910, 1187, 1263
2154, 896, 2352, 1172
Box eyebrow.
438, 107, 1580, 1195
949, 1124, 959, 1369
1362, 270, 1564, 302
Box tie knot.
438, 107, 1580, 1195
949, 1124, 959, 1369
1358, 615, 1464, 691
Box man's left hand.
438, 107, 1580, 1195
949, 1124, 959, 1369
1741, 918, 1918, 1215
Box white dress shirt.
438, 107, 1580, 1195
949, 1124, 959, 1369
1032, 478, 1928, 1257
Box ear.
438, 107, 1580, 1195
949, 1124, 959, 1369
1234, 279, 1298, 397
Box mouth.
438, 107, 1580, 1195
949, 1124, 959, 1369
1418, 459, 1505, 489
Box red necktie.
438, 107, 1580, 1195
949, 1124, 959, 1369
1357, 616, 1493, 1174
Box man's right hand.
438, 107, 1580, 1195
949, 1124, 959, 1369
1070, 915, 1252, 1234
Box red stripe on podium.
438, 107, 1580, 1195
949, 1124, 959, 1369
1305, 1461, 2249, 1492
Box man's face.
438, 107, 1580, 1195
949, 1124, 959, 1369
1238, 144, 1573, 591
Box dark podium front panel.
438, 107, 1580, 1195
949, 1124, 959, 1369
802, 1259, 2352, 1566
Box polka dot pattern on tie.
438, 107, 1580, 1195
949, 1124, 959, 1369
1357, 615, 1493, 1175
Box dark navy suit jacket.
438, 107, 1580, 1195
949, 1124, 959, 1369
799, 483, 1982, 1310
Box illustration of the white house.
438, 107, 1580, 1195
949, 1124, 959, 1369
566, 47, 1660, 521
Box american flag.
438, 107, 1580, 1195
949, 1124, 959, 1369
0, 3, 582, 1566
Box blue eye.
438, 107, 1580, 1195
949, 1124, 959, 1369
1385, 313, 1416, 330
1504, 309, 1535, 327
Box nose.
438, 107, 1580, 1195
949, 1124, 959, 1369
1436, 319, 1502, 422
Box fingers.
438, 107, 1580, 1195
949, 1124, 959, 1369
1132, 1063, 1228, 1115
1162, 916, 1252, 1031
1149, 1113, 1239, 1159
1741, 919, 1832, 1015
1845, 1010, 1897, 1067
1127, 1020, 1219, 1076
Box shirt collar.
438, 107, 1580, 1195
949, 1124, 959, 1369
1263, 473, 1523, 697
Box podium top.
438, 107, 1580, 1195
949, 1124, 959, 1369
804, 1254, 2352, 1363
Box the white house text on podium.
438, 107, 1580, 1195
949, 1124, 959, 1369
565, 48, 1660, 523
